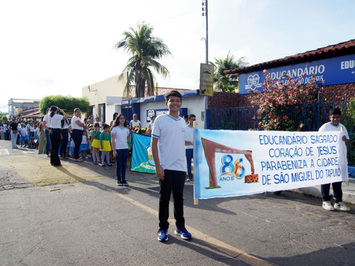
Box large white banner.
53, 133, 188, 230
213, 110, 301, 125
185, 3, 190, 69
194, 130, 348, 200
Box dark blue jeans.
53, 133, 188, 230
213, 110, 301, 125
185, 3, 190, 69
44, 129, 51, 155
5, 130, 10, 140
321, 182, 343, 203
159, 170, 186, 230
71, 129, 83, 159
185, 149, 193, 178
115, 149, 128, 182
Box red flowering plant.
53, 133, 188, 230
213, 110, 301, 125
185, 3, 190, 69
251, 70, 323, 131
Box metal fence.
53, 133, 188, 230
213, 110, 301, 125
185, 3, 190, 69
206, 101, 355, 165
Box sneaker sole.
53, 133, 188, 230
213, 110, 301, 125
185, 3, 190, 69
174, 231, 191, 240
334, 207, 350, 211
157, 236, 168, 242
322, 206, 334, 211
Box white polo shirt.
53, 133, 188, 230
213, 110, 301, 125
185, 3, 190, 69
71, 116, 83, 130
49, 114, 63, 129
152, 114, 186, 172
111, 126, 129, 150
319, 122, 349, 150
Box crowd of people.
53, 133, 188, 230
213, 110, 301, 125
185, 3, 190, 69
1, 106, 196, 189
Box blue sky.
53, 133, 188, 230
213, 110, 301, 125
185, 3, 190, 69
0, 0, 354, 113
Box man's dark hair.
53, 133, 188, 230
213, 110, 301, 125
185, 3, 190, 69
329, 108, 341, 116
188, 114, 196, 120
165, 90, 182, 102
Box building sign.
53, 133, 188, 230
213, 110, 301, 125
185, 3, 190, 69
200, 63, 214, 96
239, 54, 355, 94
121, 99, 131, 105
146, 108, 187, 122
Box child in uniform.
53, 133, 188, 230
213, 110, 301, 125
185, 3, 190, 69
100, 124, 112, 167
111, 114, 131, 186
91, 123, 101, 165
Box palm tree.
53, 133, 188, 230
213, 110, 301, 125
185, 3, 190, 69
210, 51, 248, 93
114, 22, 171, 98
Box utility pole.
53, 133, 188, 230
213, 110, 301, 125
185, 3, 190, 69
202, 0, 210, 131
202, 0, 208, 64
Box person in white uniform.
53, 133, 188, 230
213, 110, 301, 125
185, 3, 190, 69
319, 107, 350, 212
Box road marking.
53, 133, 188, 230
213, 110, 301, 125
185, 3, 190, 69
0, 149, 9, 155
115, 191, 272, 266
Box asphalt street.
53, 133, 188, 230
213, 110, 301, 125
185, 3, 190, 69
0, 139, 355, 266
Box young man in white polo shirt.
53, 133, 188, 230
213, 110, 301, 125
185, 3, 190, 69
151, 90, 192, 242
319, 107, 350, 212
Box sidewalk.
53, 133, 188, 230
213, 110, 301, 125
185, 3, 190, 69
293, 178, 355, 206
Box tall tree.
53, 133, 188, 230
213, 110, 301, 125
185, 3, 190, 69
210, 51, 248, 93
114, 22, 171, 98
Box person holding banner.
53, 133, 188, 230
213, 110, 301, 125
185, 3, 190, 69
151, 90, 192, 242
130, 113, 141, 129
319, 108, 350, 212
111, 114, 131, 186
185, 114, 196, 182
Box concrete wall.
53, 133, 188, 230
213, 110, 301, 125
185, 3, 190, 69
106, 96, 122, 124
82, 74, 127, 120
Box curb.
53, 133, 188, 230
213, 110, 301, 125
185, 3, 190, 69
292, 181, 355, 207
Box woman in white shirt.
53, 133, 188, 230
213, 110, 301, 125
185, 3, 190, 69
130, 113, 141, 130
71, 108, 87, 162
60, 109, 70, 159
111, 114, 131, 186
48, 106, 69, 166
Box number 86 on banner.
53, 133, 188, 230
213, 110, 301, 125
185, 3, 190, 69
220, 154, 245, 179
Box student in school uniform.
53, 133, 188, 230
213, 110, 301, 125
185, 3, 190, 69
319, 108, 351, 212
151, 90, 193, 242
111, 114, 131, 186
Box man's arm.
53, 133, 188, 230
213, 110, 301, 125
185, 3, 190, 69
342, 135, 350, 146
151, 137, 164, 180
75, 119, 87, 129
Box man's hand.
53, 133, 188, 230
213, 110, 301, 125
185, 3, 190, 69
342, 135, 350, 146
156, 164, 165, 180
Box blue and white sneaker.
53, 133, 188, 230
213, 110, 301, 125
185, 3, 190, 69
157, 229, 168, 242
174, 227, 192, 240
